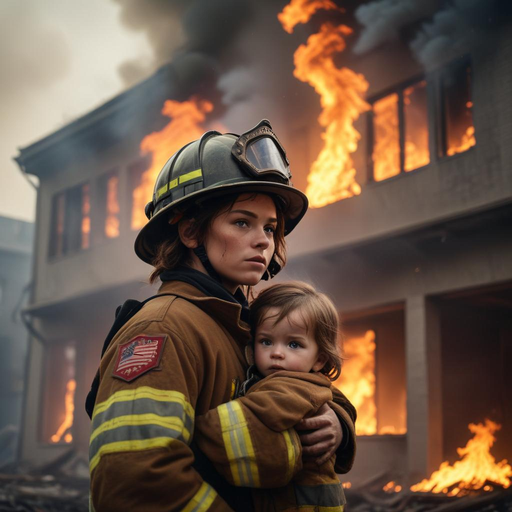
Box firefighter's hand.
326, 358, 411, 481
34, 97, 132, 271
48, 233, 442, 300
295, 403, 342, 466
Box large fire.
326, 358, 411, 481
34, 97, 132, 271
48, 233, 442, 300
411, 420, 512, 496
50, 379, 76, 444
279, 0, 369, 208
334, 330, 377, 435
131, 97, 213, 230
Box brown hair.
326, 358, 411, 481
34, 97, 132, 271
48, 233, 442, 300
149, 193, 287, 285
250, 281, 342, 381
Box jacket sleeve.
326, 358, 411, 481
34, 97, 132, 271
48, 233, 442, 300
330, 385, 357, 474
89, 315, 233, 512
194, 373, 332, 489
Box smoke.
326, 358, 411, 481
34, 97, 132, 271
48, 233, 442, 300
354, 0, 508, 68
112, 0, 254, 95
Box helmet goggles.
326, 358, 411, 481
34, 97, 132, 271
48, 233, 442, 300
231, 119, 291, 184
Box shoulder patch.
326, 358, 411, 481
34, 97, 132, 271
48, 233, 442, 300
112, 335, 166, 382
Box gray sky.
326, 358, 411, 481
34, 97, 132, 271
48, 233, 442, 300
0, 0, 155, 222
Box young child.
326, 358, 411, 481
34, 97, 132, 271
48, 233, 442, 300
195, 281, 355, 512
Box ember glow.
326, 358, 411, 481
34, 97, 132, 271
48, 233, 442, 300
50, 379, 76, 444
411, 420, 512, 495
372, 93, 400, 181
105, 175, 120, 238
383, 481, 402, 493
131, 98, 213, 230
279, 1, 369, 208
334, 330, 377, 436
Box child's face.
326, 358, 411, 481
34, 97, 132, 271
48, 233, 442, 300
254, 307, 328, 377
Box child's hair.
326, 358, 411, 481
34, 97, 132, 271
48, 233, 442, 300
250, 281, 342, 381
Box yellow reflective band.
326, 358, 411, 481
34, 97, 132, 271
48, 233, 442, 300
318, 507, 344, 512
218, 401, 260, 487
90, 437, 176, 473
92, 387, 194, 421
182, 481, 217, 512
156, 183, 168, 199
90, 413, 191, 445
179, 169, 202, 185
168, 177, 178, 190
282, 429, 297, 482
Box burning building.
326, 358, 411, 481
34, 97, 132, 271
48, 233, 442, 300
13, 0, 512, 497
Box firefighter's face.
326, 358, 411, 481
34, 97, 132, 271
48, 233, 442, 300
203, 194, 277, 293
254, 307, 328, 377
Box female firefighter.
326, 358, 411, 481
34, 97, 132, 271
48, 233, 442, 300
88, 120, 356, 511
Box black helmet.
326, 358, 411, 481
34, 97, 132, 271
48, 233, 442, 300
134, 119, 308, 265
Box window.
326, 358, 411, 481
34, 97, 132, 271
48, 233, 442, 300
41, 341, 76, 444
370, 79, 430, 182
97, 170, 120, 239
129, 156, 152, 231
441, 59, 475, 157
49, 183, 90, 258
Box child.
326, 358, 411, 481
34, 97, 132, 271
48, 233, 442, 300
195, 281, 355, 512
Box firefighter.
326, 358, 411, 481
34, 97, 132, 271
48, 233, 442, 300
88, 120, 356, 512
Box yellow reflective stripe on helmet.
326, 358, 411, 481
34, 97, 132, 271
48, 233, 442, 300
218, 401, 260, 487
182, 481, 218, 512
282, 428, 298, 482
179, 169, 202, 185
89, 387, 194, 474
155, 169, 202, 200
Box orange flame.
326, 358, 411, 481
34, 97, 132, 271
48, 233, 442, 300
404, 82, 430, 172
411, 420, 512, 495
446, 125, 475, 157
105, 175, 120, 238
383, 481, 402, 493
372, 94, 400, 181
334, 330, 376, 435
279, 2, 369, 208
81, 184, 91, 249
50, 379, 76, 443
278, 0, 340, 34
131, 98, 214, 230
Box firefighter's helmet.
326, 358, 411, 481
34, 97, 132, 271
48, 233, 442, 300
134, 119, 308, 266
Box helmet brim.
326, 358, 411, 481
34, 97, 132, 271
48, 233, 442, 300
134, 181, 308, 264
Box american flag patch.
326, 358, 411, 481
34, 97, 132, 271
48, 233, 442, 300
112, 335, 166, 382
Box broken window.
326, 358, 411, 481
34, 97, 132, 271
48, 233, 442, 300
97, 170, 120, 239
41, 341, 76, 444
441, 59, 475, 157
48, 183, 90, 259
334, 307, 407, 436
370, 79, 430, 182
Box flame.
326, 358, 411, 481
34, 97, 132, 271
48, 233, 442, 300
50, 379, 76, 443
278, 0, 340, 34
403, 81, 429, 172
81, 184, 91, 249
131, 97, 214, 230
279, 2, 369, 208
383, 481, 402, 493
342, 482, 351, 489
411, 420, 512, 494
105, 174, 120, 238
372, 93, 400, 181
334, 330, 376, 435
446, 125, 475, 156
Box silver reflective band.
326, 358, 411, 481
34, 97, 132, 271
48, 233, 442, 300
246, 137, 289, 177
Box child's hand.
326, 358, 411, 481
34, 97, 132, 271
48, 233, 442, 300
295, 403, 342, 465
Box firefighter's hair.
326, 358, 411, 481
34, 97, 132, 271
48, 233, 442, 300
149, 193, 286, 285
250, 281, 343, 381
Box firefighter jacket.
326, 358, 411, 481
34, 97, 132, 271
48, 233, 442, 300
89, 276, 356, 512
195, 371, 347, 511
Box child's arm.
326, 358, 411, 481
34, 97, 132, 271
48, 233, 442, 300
194, 372, 332, 488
